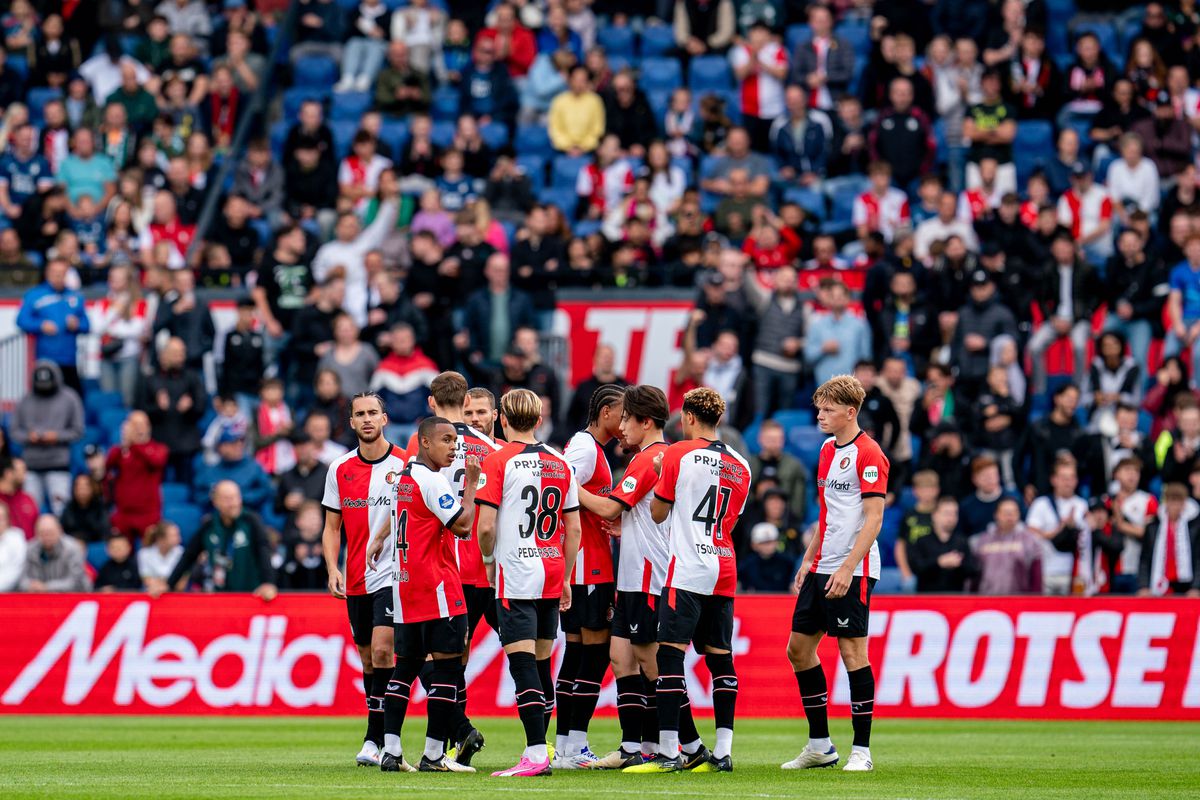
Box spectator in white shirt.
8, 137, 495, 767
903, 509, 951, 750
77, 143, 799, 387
139, 520, 183, 596
1025, 457, 1090, 595
914, 190, 979, 263
1106, 132, 1160, 227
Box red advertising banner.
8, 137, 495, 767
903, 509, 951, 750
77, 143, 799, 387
554, 298, 693, 388
2, 594, 1199, 719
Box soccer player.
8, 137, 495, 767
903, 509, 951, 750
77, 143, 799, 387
365, 416, 481, 773
407, 372, 499, 763
627, 387, 751, 774
783, 375, 888, 773
463, 387, 499, 440
476, 389, 582, 777
553, 384, 623, 768
321, 392, 409, 768
577, 385, 710, 770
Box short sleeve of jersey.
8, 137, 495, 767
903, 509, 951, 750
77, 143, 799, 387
564, 433, 597, 485
857, 441, 889, 499
417, 467, 463, 528
610, 448, 660, 509
654, 445, 684, 504
321, 462, 340, 512
564, 473, 580, 513
475, 450, 506, 508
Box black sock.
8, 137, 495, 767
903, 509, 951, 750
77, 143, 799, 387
426, 658, 461, 754
418, 659, 435, 695
384, 660, 418, 748
847, 665, 875, 748
362, 668, 375, 743
705, 653, 737, 733
367, 666, 391, 746
640, 673, 659, 747
615, 674, 644, 749
795, 665, 830, 740
555, 640, 582, 739
569, 643, 608, 737
655, 647, 687, 741
508, 652, 547, 747
453, 666, 472, 742
678, 695, 701, 751
537, 657, 555, 734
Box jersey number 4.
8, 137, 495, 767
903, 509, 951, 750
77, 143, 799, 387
691, 485, 732, 540
518, 485, 562, 541
395, 509, 409, 559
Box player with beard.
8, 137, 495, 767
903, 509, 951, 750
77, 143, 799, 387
552, 384, 624, 768
464, 388, 500, 440
322, 392, 410, 768
366, 416, 482, 773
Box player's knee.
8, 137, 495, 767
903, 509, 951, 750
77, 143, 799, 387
786, 639, 816, 670
837, 639, 869, 671
371, 646, 393, 667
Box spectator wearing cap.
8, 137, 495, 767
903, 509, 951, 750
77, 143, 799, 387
15, 258, 89, 397
548, 64, 605, 155
951, 270, 1018, 397
94, 531, 142, 591
750, 420, 807, 515
737, 522, 794, 592
59, 474, 110, 544
1026, 456, 1090, 595
740, 263, 805, 419
19, 514, 91, 592
106, 411, 169, 542
10, 360, 83, 516
971, 497, 1043, 594
1131, 88, 1193, 180
192, 426, 273, 513
274, 432, 329, 541
1139, 482, 1200, 597
909, 497, 976, 592
167, 481, 277, 597
962, 68, 1017, 195
1027, 232, 1102, 394
868, 77, 937, 190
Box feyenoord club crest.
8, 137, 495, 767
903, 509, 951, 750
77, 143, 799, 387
839, 456, 851, 470
385, 471, 399, 484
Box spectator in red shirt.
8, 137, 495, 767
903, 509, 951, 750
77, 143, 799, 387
476, 2, 536, 78
0, 458, 38, 539
106, 411, 169, 541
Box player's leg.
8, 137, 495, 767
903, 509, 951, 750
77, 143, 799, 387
419, 616, 476, 773
381, 623, 419, 773
451, 583, 492, 764
626, 589, 698, 773
492, 600, 553, 777
564, 582, 614, 765
691, 596, 736, 772
554, 594, 583, 760
633, 641, 660, 758
782, 573, 838, 770
591, 631, 645, 768
838, 576, 877, 773
535, 599, 560, 747
370, 592, 396, 761
347, 596, 381, 766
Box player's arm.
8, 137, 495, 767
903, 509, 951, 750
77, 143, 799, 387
448, 456, 482, 537
579, 486, 624, 521
322, 508, 346, 599
824, 495, 884, 599
793, 524, 822, 593
650, 496, 672, 524
366, 512, 391, 568
476, 503, 497, 558
561, 508, 581, 611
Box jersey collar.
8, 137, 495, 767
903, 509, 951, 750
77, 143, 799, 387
356, 440, 395, 465
834, 430, 865, 449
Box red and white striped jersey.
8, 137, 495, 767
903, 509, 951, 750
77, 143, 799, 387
322, 443, 409, 595
563, 430, 615, 585
812, 431, 889, 581
405, 422, 501, 587
655, 439, 752, 597
852, 187, 910, 242
1057, 184, 1112, 243
576, 160, 634, 216
1114, 490, 1158, 576
391, 461, 467, 624
730, 41, 788, 119
608, 441, 670, 594
957, 186, 1001, 222
476, 441, 580, 600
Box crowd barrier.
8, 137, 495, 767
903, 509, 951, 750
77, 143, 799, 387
2, 594, 1197, 720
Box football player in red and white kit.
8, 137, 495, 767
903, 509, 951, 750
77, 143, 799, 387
553, 384, 623, 769
402, 372, 499, 766
365, 416, 481, 774
321, 392, 409, 768
463, 387, 500, 442
784, 375, 888, 774
476, 389, 582, 777
629, 388, 751, 774
577, 386, 711, 771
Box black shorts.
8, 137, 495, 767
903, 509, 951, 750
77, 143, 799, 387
611, 590, 658, 645
346, 588, 392, 646
496, 597, 560, 646
561, 582, 615, 634
657, 586, 734, 651
791, 573, 876, 639
394, 614, 468, 662
465, 584, 497, 639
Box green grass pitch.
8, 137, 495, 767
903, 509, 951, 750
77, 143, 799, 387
2, 716, 1197, 799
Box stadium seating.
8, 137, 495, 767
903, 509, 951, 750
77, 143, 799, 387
785, 426, 827, 473
329, 119, 359, 159
639, 57, 683, 92
293, 56, 338, 89
330, 91, 373, 121
639, 24, 676, 57
164, 503, 204, 544
515, 154, 547, 189
785, 24, 812, 55
161, 483, 191, 506
431, 85, 461, 121
514, 123, 552, 154
552, 155, 589, 189
688, 55, 733, 90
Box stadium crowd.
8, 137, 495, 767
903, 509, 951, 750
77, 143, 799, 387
1, 0, 1200, 600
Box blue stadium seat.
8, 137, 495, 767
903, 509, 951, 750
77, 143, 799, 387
639, 57, 683, 92
639, 24, 676, 57
431, 85, 460, 121
379, 119, 409, 155
646, 87, 672, 126
552, 155, 589, 188
874, 567, 902, 594
293, 55, 339, 88
480, 121, 509, 150
98, 408, 129, 446
431, 120, 456, 149
829, 182, 864, 226
608, 55, 634, 75
164, 503, 204, 544
785, 24, 812, 55
84, 390, 124, 425
671, 157, 694, 186
282, 87, 328, 120
537, 187, 577, 219
773, 408, 815, 430
688, 55, 732, 89
331, 91, 372, 121
86, 542, 109, 571
598, 26, 636, 58
6, 54, 27, 80
515, 154, 547, 189
783, 186, 826, 219
1014, 120, 1054, 184
514, 123, 552, 153
785, 425, 827, 473
329, 119, 359, 158
161, 483, 191, 506
836, 23, 871, 58
269, 120, 289, 162
573, 219, 603, 239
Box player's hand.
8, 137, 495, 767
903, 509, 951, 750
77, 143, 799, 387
652, 452, 663, 475
366, 535, 386, 570
464, 455, 481, 487
824, 566, 852, 599
560, 583, 573, 613
485, 561, 496, 589
327, 567, 347, 599
602, 518, 621, 538
793, 561, 811, 593
254, 583, 278, 602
